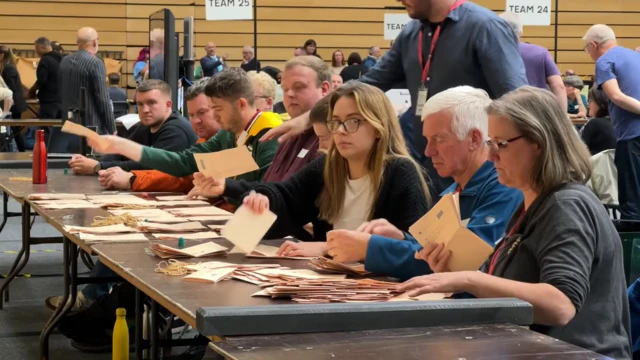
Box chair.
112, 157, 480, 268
112, 101, 130, 119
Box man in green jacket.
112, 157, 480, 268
88, 68, 282, 183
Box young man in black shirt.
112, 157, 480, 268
68, 79, 197, 174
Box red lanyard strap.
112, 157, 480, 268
417, 0, 466, 84
487, 209, 525, 275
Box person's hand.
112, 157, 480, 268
398, 272, 474, 297
98, 167, 132, 190
415, 243, 451, 273
572, 88, 582, 99
87, 135, 122, 155
357, 219, 404, 240
187, 172, 225, 199
577, 110, 587, 119
260, 114, 310, 143
326, 229, 370, 263
242, 191, 269, 214
69, 155, 99, 175
277, 240, 327, 257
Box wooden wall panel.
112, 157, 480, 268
3, 0, 639, 92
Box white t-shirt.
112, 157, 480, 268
332, 175, 373, 230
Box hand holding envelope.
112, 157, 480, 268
193, 146, 259, 180
61, 121, 113, 152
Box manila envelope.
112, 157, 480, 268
409, 193, 493, 272
193, 146, 259, 180
61, 121, 108, 148
222, 205, 277, 254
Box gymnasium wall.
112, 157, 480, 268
0, 0, 638, 99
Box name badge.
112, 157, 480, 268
297, 148, 309, 158
236, 130, 248, 146
415, 88, 428, 117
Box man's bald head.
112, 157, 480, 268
77, 27, 99, 52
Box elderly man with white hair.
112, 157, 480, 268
584, 24, 640, 220
326, 86, 522, 281
240, 45, 260, 72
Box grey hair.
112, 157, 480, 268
243, 45, 254, 55
499, 12, 523, 38
487, 86, 592, 194
184, 77, 209, 101
35, 37, 50, 47
421, 86, 492, 140
582, 24, 616, 44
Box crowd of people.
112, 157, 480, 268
4, 0, 640, 358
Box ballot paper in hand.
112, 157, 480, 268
193, 146, 259, 180
222, 205, 277, 254
409, 193, 493, 272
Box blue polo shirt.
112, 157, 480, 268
595, 46, 640, 141
363, 161, 523, 281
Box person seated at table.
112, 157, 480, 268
400, 86, 632, 360
184, 56, 331, 214
97, 69, 278, 193
87, 68, 281, 197
0, 77, 13, 118
240, 81, 431, 256
565, 75, 588, 118
69, 79, 198, 175
323, 86, 523, 281
580, 87, 616, 155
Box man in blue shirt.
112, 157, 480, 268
584, 24, 640, 220
326, 87, 523, 281
261, 0, 528, 197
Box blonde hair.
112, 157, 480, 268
487, 86, 592, 195
247, 70, 276, 100
284, 55, 332, 85
318, 81, 431, 223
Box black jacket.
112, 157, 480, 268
2, 64, 26, 113
98, 111, 198, 171
340, 64, 369, 83
36, 51, 63, 104
240, 58, 261, 72
249, 156, 430, 241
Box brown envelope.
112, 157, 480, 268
193, 146, 259, 179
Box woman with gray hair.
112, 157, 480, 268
402, 86, 631, 359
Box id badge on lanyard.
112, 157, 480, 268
415, 0, 466, 118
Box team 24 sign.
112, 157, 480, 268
506, 0, 551, 26
206, 0, 253, 21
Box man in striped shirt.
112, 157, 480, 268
59, 27, 115, 137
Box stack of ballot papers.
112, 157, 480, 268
152, 232, 223, 240
156, 195, 207, 201
34, 200, 102, 209
246, 244, 314, 260
167, 206, 232, 217
64, 224, 140, 234
252, 278, 402, 303
182, 262, 346, 285
87, 195, 155, 206
79, 233, 148, 243
137, 221, 206, 232
310, 257, 371, 276
149, 241, 229, 259
28, 193, 87, 200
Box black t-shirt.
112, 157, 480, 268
482, 183, 631, 359
581, 117, 617, 155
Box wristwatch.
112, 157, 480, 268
93, 163, 101, 174
129, 174, 137, 188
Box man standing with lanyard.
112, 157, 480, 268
263, 0, 528, 197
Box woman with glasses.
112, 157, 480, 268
242, 81, 431, 257
581, 87, 616, 155
403, 86, 631, 359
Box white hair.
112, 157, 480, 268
243, 45, 254, 55
499, 12, 523, 38
421, 86, 491, 140
582, 24, 616, 44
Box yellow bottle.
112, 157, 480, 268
112, 308, 129, 360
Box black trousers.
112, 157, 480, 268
615, 136, 640, 220
10, 111, 25, 152
39, 102, 63, 119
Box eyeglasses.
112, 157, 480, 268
326, 119, 361, 134
485, 135, 524, 151
254, 94, 270, 99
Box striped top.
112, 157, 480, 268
59, 49, 115, 135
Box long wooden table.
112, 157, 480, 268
0, 152, 69, 169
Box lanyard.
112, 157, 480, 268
236, 111, 261, 146
417, 0, 466, 84
487, 209, 525, 275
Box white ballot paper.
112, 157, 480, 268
409, 193, 493, 271
28, 193, 87, 200
222, 205, 277, 254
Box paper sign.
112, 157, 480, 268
222, 205, 277, 254
506, 0, 551, 26
409, 193, 493, 272
193, 146, 259, 180
384, 13, 411, 40
206, 0, 253, 21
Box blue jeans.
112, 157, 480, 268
616, 136, 640, 220
81, 259, 118, 301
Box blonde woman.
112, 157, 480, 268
403, 86, 631, 359
242, 81, 431, 256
